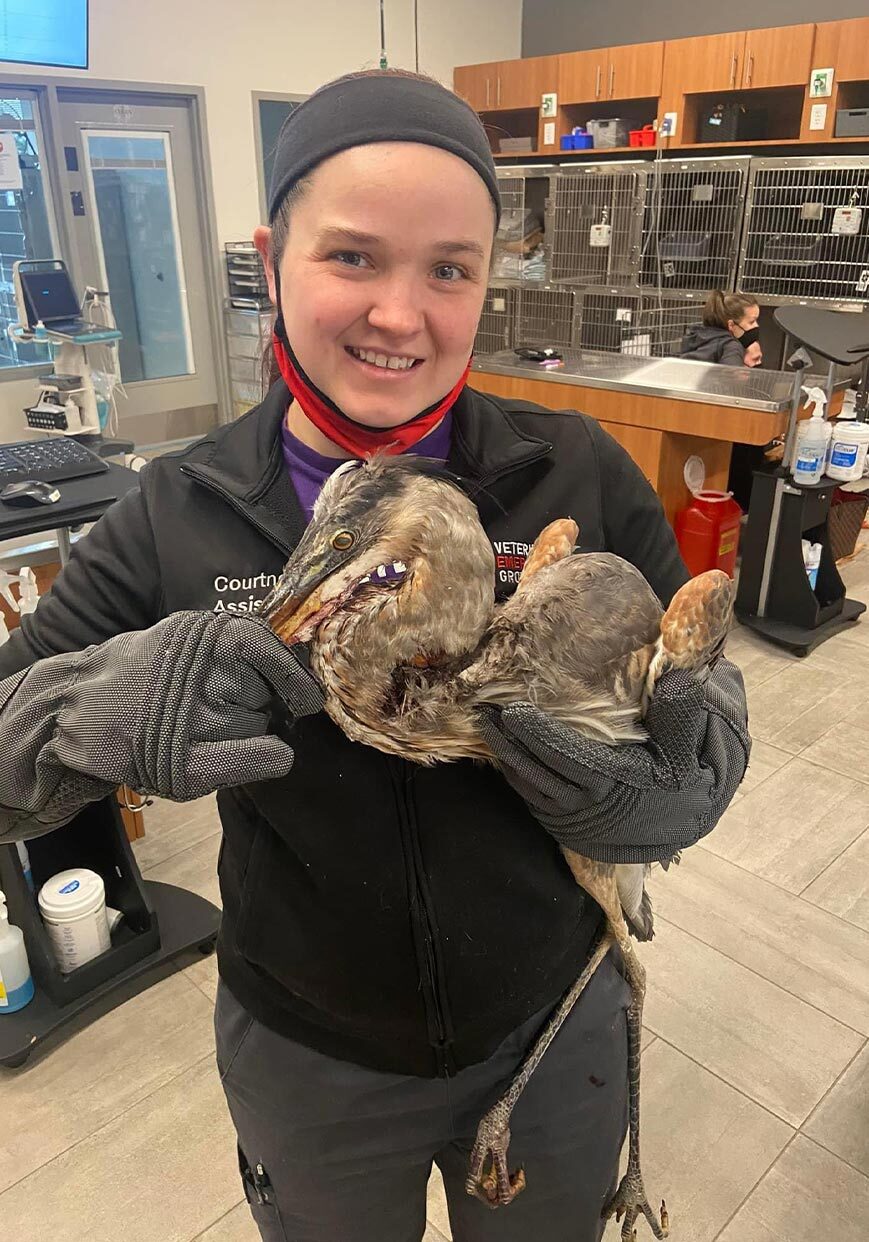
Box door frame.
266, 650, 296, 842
0, 72, 230, 427
252, 90, 307, 221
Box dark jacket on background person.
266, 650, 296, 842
679, 323, 746, 367
0, 382, 712, 1078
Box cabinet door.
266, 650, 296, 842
832, 19, 869, 80
559, 48, 607, 104
496, 55, 559, 110
662, 31, 745, 94
742, 24, 815, 89
606, 41, 664, 100
454, 63, 496, 111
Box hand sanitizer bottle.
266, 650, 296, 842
0, 889, 35, 1013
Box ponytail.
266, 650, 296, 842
703, 289, 758, 329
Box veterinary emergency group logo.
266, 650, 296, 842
492, 539, 532, 586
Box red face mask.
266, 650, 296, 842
273, 330, 470, 458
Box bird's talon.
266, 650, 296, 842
660, 1200, 669, 1234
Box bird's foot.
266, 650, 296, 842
604, 1172, 669, 1240
465, 1115, 526, 1209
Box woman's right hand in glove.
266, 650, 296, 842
0, 610, 324, 836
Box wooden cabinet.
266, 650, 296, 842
831, 18, 869, 81
662, 30, 746, 95
496, 54, 559, 110
606, 41, 664, 100
559, 48, 607, 104
453, 62, 497, 111
742, 24, 815, 89
560, 42, 663, 104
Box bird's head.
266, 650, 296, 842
262, 457, 496, 666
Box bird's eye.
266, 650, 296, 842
331, 530, 355, 551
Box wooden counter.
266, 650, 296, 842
470, 368, 791, 523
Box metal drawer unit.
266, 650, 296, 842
225, 241, 270, 308
547, 162, 647, 287
224, 302, 271, 418
575, 288, 705, 357
737, 157, 869, 306
640, 157, 750, 292
490, 165, 554, 284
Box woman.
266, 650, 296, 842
679, 289, 762, 367
0, 71, 749, 1242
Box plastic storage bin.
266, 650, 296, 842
586, 119, 630, 148
629, 126, 656, 148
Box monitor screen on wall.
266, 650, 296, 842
0, 0, 88, 70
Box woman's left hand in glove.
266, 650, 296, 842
476, 658, 750, 865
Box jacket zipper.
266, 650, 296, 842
179, 464, 294, 557
388, 757, 453, 1077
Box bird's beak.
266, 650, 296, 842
262, 543, 359, 645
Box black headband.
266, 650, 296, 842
267, 73, 501, 223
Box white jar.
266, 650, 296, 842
826, 421, 869, 483
38, 868, 111, 973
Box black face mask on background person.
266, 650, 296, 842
736, 326, 760, 349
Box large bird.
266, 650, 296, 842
262, 456, 734, 1241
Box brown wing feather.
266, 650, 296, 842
517, 519, 579, 588
660, 570, 735, 671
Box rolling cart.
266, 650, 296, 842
0, 798, 220, 1069
735, 306, 869, 655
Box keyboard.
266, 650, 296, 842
0, 438, 109, 487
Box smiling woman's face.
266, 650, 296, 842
257, 143, 495, 430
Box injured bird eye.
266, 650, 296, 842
331, 530, 356, 551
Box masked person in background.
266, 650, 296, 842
679, 289, 762, 367
0, 70, 749, 1242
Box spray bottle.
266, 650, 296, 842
0, 889, 35, 1013
792, 387, 831, 486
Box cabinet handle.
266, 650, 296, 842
486, 77, 491, 108
595, 64, 601, 99
497, 75, 501, 106
729, 53, 737, 88
746, 53, 753, 87
609, 63, 615, 98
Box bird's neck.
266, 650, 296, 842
312, 611, 494, 765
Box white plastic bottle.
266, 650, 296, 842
826, 421, 869, 483
0, 889, 35, 1013
16, 567, 39, 616
16, 841, 34, 893
793, 388, 831, 486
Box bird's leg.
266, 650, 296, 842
466, 930, 614, 1208
603, 938, 669, 1241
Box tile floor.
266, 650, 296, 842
3, 546, 869, 1242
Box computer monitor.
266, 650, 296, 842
19, 264, 81, 329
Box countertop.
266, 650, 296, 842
472, 349, 804, 413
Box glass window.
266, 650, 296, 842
0, 94, 55, 371
83, 129, 194, 382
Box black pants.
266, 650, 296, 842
215, 955, 630, 1242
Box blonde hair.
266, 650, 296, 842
703, 289, 758, 329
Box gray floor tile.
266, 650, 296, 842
144, 831, 223, 910
641, 920, 863, 1125
186, 949, 220, 1001
427, 1166, 451, 1238
724, 626, 796, 693
195, 1201, 257, 1241
717, 1134, 869, 1242
0, 972, 214, 1195
743, 652, 869, 754
0, 1056, 240, 1242
803, 1042, 869, 1177
799, 703, 869, 787
802, 825, 869, 931
600, 1040, 791, 1242
737, 739, 792, 797
702, 758, 869, 893
652, 848, 869, 1034
132, 793, 221, 872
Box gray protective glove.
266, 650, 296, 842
476, 658, 750, 865
0, 610, 324, 838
